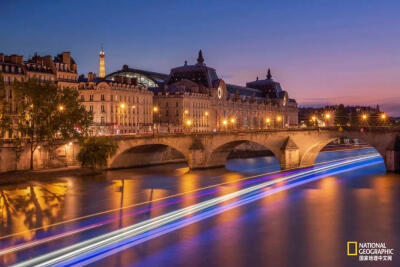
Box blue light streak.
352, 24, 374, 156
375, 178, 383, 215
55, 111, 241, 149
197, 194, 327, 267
12, 153, 382, 267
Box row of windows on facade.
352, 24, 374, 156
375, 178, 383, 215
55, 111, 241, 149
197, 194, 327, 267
0, 65, 22, 73
56, 63, 73, 72
86, 105, 153, 114
81, 94, 151, 103
1, 74, 56, 84
58, 74, 77, 81
98, 116, 152, 125
1, 63, 74, 74
100, 117, 150, 126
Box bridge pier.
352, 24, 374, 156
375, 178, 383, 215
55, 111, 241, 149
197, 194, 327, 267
385, 136, 400, 172
279, 137, 300, 170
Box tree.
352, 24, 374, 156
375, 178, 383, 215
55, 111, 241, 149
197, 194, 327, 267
12, 79, 92, 169
334, 104, 349, 126
0, 75, 11, 139
77, 136, 118, 170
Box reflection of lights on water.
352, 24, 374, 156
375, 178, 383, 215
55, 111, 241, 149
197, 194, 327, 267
11, 154, 382, 266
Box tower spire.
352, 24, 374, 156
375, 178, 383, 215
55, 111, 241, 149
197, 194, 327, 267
197, 49, 204, 65
267, 68, 272, 79
99, 45, 106, 78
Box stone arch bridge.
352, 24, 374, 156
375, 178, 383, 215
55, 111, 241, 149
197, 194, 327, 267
108, 128, 400, 172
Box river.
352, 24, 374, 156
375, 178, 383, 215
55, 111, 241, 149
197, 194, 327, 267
0, 148, 399, 266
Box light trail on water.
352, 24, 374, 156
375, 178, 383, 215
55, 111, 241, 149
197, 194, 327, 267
11, 153, 382, 267
0, 155, 363, 255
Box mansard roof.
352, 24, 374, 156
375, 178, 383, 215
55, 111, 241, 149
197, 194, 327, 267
246, 69, 284, 98
168, 50, 219, 88
226, 84, 263, 98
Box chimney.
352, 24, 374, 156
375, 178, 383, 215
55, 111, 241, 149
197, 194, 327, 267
88, 72, 96, 82
43, 55, 53, 68
62, 52, 71, 65
10, 55, 24, 65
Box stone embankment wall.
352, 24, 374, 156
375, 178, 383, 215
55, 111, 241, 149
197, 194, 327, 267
0, 142, 80, 172
0, 142, 187, 172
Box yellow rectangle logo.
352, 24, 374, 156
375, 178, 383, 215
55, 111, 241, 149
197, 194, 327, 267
347, 241, 357, 256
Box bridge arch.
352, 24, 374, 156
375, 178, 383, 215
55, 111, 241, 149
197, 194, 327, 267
300, 133, 387, 169
206, 139, 282, 170
109, 142, 188, 169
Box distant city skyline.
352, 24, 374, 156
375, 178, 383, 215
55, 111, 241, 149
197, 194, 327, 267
1, 0, 399, 115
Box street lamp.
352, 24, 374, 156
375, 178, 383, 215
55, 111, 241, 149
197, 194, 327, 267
380, 113, 387, 120
311, 115, 317, 127
362, 114, 368, 120
265, 117, 271, 129
276, 115, 282, 128
185, 119, 192, 132
58, 105, 64, 111
325, 113, 331, 119
204, 111, 209, 116
153, 106, 159, 135
119, 103, 126, 134
222, 119, 228, 130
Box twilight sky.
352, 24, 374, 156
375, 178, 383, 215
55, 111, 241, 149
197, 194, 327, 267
1, 0, 400, 114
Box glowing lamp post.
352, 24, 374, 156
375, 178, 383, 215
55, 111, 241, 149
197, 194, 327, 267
119, 103, 126, 134
362, 114, 368, 120
276, 115, 282, 128
153, 106, 159, 135
265, 117, 271, 129
230, 117, 236, 129
222, 119, 228, 131
186, 119, 192, 133
311, 115, 317, 127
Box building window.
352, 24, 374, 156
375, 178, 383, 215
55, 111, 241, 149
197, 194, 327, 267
110, 95, 113, 101
89, 105, 93, 112
80, 95, 84, 101
101, 94, 105, 101
89, 95, 94, 101
101, 117, 105, 124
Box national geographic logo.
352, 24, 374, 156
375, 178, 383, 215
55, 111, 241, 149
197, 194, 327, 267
347, 241, 394, 262
347, 241, 357, 256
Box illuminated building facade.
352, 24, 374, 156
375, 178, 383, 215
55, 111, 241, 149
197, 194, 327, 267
78, 73, 153, 135
0, 52, 78, 137
151, 50, 298, 132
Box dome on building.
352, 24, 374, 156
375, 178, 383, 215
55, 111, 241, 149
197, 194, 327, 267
168, 50, 219, 88
246, 69, 284, 98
